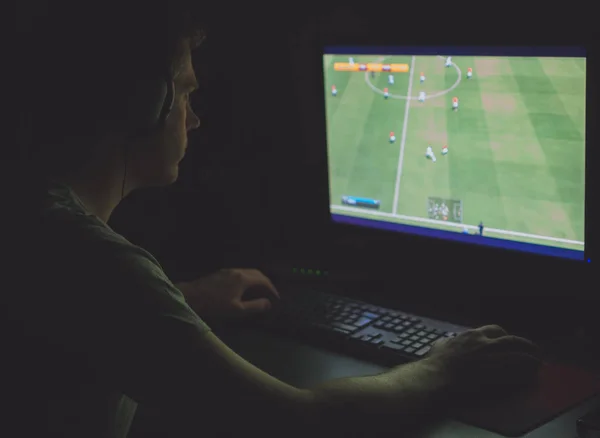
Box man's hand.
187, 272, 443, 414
422, 325, 542, 398
176, 269, 280, 321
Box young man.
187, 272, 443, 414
445, 56, 452, 67
420, 71, 426, 83
9, 2, 542, 437
418, 91, 426, 102
332, 84, 338, 96
384, 87, 389, 99
388, 74, 394, 84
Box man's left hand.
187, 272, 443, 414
176, 268, 280, 321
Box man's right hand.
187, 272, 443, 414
421, 325, 542, 396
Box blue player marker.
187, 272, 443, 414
341, 196, 381, 210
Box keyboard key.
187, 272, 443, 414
417, 331, 427, 337
406, 328, 417, 334
415, 324, 426, 330
389, 312, 399, 318
373, 321, 386, 329
412, 342, 423, 349
332, 327, 351, 335
393, 325, 405, 333
402, 321, 412, 327
350, 332, 363, 340
381, 316, 392, 322
363, 312, 380, 320
332, 322, 359, 333
445, 332, 457, 338
384, 323, 395, 330
391, 318, 402, 325
399, 333, 410, 339
354, 317, 373, 328
427, 333, 439, 340
404, 347, 416, 354
401, 340, 412, 346
370, 338, 384, 346
381, 343, 405, 353
409, 336, 420, 341
409, 317, 420, 322
415, 346, 432, 357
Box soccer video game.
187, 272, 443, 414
325, 47, 586, 260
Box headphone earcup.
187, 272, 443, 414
122, 77, 170, 135
160, 78, 175, 125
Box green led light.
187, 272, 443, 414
300, 269, 305, 274
292, 268, 297, 273
316, 270, 321, 275
308, 269, 313, 275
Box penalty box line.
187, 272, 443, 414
331, 204, 584, 246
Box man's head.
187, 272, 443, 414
19, 0, 206, 192
115, 35, 203, 190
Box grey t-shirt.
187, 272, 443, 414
4, 182, 211, 438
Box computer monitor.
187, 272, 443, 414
323, 46, 589, 263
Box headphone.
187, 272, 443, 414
120, 70, 175, 199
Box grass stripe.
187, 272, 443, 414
446, 56, 507, 229
509, 57, 584, 241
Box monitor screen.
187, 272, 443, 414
324, 46, 586, 261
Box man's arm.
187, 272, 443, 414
38, 245, 449, 437
129, 329, 449, 438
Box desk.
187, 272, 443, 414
215, 326, 600, 438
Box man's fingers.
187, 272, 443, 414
488, 335, 541, 357
477, 324, 508, 339
240, 298, 272, 313
240, 269, 280, 299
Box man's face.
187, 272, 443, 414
130, 41, 201, 188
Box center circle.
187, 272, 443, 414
364, 55, 462, 100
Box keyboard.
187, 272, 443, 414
250, 287, 470, 366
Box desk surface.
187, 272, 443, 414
216, 326, 600, 438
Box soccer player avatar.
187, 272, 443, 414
388, 74, 394, 85
384, 87, 389, 99
418, 91, 426, 102
420, 72, 425, 83
467, 67, 473, 79
452, 96, 459, 111
478, 221, 484, 236
331, 85, 337, 96
441, 144, 448, 155
349, 57, 355, 66
426, 146, 436, 162
389, 131, 396, 143
445, 56, 452, 67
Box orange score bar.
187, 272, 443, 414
334, 62, 409, 73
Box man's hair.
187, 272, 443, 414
17, 0, 206, 180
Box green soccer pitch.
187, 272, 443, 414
324, 54, 586, 251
